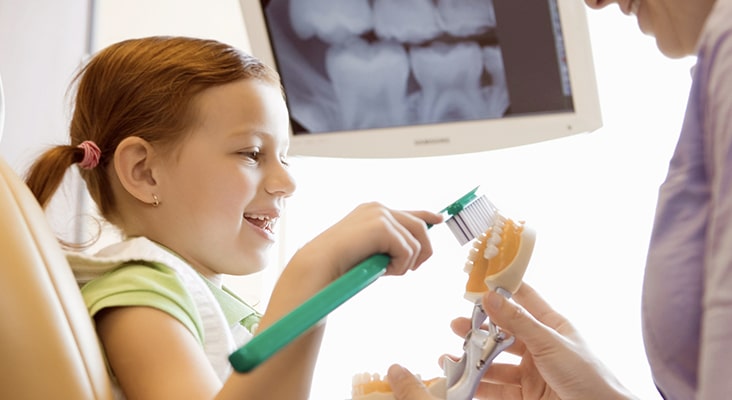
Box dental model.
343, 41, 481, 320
442, 210, 535, 400
463, 214, 535, 302
351, 373, 446, 399
351, 196, 535, 400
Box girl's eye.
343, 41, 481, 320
238, 149, 261, 162
280, 155, 289, 167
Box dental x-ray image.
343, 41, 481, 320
261, 0, 572, 135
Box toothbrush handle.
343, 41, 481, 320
229, 253, 390, 373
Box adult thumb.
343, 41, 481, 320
482, 289, 549, 348
387, 364, 432, 400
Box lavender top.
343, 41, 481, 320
642, 1, 732, 398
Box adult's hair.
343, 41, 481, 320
25, 36, 280, 232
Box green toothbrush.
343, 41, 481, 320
229, 186, 494, 373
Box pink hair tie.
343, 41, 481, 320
77, 140, 101, 170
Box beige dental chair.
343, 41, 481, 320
0, 74, 113, 399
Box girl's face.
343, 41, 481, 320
585, 0, 716, 58
154, 79, 295, 280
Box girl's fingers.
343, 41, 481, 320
383, 209, 441, 275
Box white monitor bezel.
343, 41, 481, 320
239, 0, 602, 159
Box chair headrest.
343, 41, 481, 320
0, 73, 5, 141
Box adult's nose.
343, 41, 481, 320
585, 0, 615, 10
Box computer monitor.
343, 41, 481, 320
239, 0, 602, 158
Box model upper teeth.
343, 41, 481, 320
463, 216, 506, 273
483, 221, 503, 260
284, 0, 507, 132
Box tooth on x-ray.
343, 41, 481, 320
436, 0, 497, 37
481, 46, 510, 117
289, 0, 373, 44
410, 42, 488, 124
372, 0, 442, 44
325, 39, 411, 130
269, 0, 509, 133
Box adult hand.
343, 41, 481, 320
389, 283, 637, 400
387, 364, 440, 400
464, 282, 636, 400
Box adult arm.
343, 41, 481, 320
698, 12, 732, 397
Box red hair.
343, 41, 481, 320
25, 36, 280, 235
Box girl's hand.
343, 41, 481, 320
254, 205, 440, 398
296, 202, 443, 279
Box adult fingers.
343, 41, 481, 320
480, 362, 523, 386
449, 316, 472, 337
387, 364, 435, 400
450, 316, 528, 357
512, 283, 576, 336
482, 289, 567, 359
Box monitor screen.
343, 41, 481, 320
239, 0, 602, 158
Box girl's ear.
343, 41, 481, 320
113, 136, 159, 205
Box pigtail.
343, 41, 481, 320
24, 145, 82, 209
25, 144, 106, 250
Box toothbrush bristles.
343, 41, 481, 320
446, 195, 498, 246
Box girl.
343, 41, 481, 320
25, 36, 443, 400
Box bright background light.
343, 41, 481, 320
93, 1, 696, 398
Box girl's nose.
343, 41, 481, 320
266, 162, 297, 198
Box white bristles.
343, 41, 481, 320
445, 195, 498, 246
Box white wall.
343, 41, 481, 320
279, 7, 693, 399
0, 0, 89, 170
0, 0, 90, 242
0, 1, 695, 399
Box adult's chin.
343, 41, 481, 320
655, 35, 696, 59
